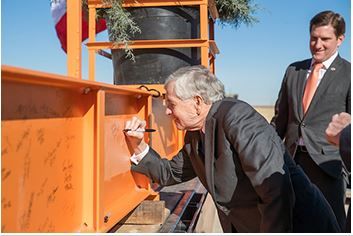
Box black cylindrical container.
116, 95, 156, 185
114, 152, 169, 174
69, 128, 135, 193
111, 7, 200, 85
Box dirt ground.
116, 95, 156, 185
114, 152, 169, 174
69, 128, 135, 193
254, 105, 274, 123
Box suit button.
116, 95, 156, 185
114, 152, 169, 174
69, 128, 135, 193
301, 122, 306, 127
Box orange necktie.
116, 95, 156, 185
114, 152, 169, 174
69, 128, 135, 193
302, 63, 323, 113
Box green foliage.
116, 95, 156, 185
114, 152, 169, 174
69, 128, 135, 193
82, 0, 141, 61
215, 0, 259, 27
83, 0, 259, 60
103, 0, 141, 61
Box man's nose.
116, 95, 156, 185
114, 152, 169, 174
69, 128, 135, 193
314, 39, 323, 49
165, 108, 172, 115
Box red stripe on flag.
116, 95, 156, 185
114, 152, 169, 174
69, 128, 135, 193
54, 11, 107, 53
55, 12, 68, 52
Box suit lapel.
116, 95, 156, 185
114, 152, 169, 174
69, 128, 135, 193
305, 56, 342, 115
204, 114, 217, 199
297, 63, 310, 119
190, 132, 208, 187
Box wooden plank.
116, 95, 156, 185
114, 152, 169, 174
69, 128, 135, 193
111, 192, 183, 233
114, 223, 163, 233
110, 179, 206, 233
119, 200, 165, 225
114, 208, 170, 233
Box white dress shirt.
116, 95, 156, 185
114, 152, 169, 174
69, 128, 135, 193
130, 145, 149, 165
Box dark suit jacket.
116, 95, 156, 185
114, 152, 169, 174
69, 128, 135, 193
340, 124, 351, 171
340, 124, 351, 232
131, 98, 339, 232
271, 55, 351, 178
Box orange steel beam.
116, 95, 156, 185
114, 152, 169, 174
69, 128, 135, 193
1, 66, 153, 97
123, 0, 206, 7
99, 91, 154, 232
88, 0, 206, 8
116, 84, 184, 158
81, 88, 96, 232
87, 39, 209, 50
200, 4, 208, 40
85, 0, 214, 157
88, 6, 97, 81
200, 3, 209, 67
2, 65, 156, 232
95, 89, 104, 231
67, 0, 82, 79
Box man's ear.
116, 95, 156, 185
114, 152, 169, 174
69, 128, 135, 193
337, 34, 345, 47
194, 95, 204, 105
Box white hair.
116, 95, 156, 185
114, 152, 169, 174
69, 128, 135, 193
164, 65, 225, 104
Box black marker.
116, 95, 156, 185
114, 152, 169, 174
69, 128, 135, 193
123, 128, 156, 132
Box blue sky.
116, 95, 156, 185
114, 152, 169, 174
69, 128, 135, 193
2, 0, 351, 105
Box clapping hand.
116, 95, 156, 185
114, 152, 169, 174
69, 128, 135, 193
325, 112, 351, 146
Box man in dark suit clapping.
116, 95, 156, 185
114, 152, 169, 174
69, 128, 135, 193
271, 11, 350, 231
326, 112, 351, 232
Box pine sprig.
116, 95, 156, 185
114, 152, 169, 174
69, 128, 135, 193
83, 0, 258, 60
103, 0, 141, 61
216, 0, 259, 27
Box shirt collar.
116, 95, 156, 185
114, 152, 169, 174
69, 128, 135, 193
311, 51, 338, 70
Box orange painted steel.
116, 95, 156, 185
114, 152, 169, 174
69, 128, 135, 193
86, 39, 210, 50
118, 84, 185, 154
67, 0, 82, 79
88, 5, 97, 81
1, 66, 155, 232
88, 0, 207, 8
2, 0, 219, 232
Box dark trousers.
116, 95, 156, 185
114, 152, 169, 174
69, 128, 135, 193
294, 149, 347, 231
